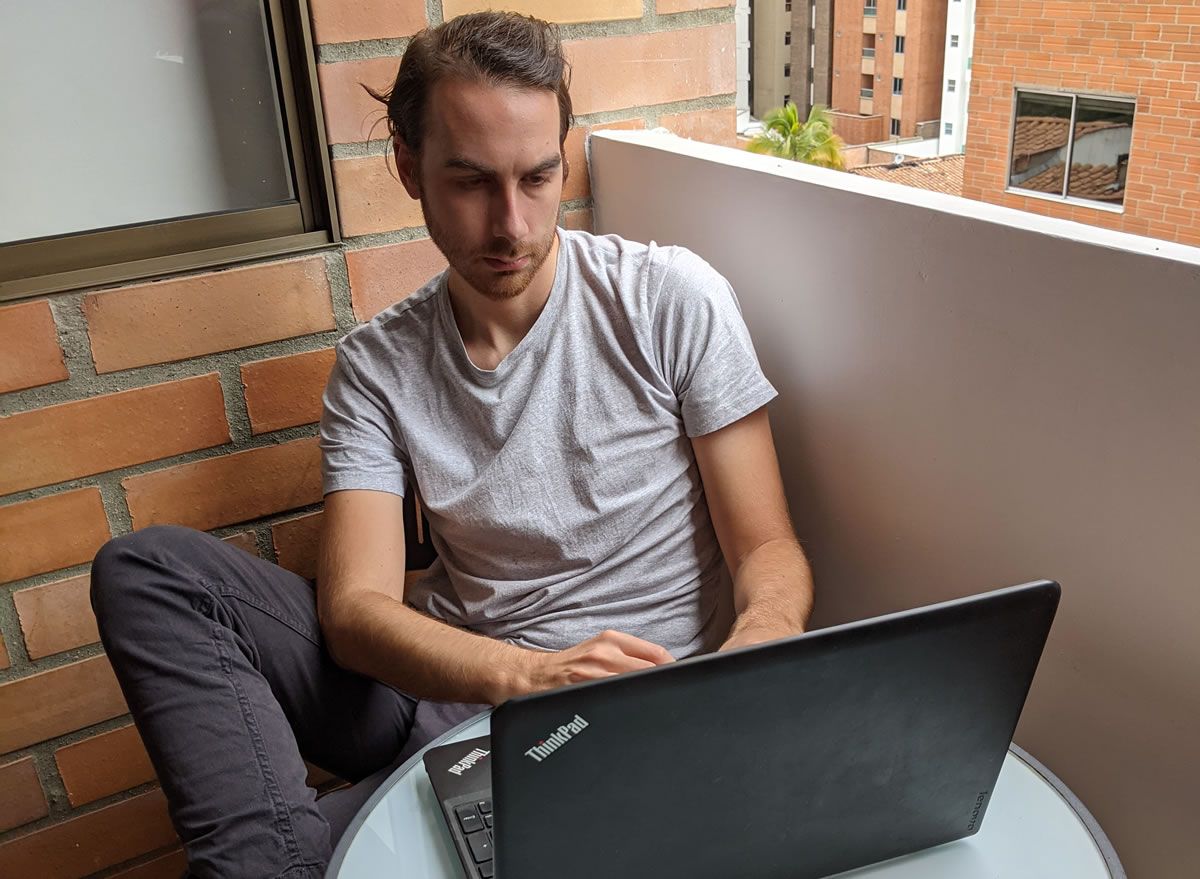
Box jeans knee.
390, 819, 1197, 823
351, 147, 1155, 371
91, 525, 209, 624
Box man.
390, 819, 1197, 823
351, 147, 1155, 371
92, 11, 812, 879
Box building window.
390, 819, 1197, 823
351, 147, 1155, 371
951, 35, 960, 48
785, 31, 792, 45
786, 0, 793, 9
948, 79, 957, 92
945, 123, 954, 135
1, 1, 335, 302
863, 33, 876, 57
784, 94, 791, 105
893, 77, 903, 94
891, 119, 901, 137
895, 36, 906, 54
784, 63, 792, 77
897, 0, 907, 9
865, 0, 877, 17
1008, 90, 1135, 208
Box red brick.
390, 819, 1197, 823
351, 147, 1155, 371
108, 848, 188, 879
13, 574, 97, 660
242, 348, 337, 435
123, 438, 322, 532
309, 0, 426, 45
0, 789, 175, 879
658, 107, 738, 148
332, 156, 426, 237
562, 120, 644, 202
84, 258, 335, 374
317, 57, 402, 145
0, 655, 127, 753
0, 489, 111, 585
566, 25, 736, 116
0, 635, 8, 670
345, 237, 448, 321
222, 530, 260, 557
273, 511, 324, 580
0, 300, 68, 394
445, 0, 642, 23
0, 375, 230, 496
0, 757, 48, 833
657, 0, 730, 11
55, 724, 157, 807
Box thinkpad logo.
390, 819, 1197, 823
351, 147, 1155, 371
447, 747, 490, 776
966, 791, 988, 830
524, 714, 589, 762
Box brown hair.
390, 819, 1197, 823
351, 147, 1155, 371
365, 12, 574, 155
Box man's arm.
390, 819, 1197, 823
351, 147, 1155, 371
316, 489, 673, 705
690, 407, 814, 651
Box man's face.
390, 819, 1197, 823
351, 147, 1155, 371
395, 78, 565, 302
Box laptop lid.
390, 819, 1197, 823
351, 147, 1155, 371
490, 580, 1059, 879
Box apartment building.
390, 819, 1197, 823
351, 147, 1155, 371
961, 0, 1200, 247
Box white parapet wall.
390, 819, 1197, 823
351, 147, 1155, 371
590, 128, 1200, 879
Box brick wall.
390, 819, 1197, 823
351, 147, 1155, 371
0, 2, 735, 876
962, 0, 1200, 246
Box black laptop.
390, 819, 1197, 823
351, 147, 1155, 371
424, 580, 1060, 879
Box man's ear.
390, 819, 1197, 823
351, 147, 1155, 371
562, 155, 571, 187
394, 138, 422, 199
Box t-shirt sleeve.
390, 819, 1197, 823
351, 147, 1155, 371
650, 247, 778, 437
319, 345, 410, 497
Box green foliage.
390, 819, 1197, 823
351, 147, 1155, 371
745, 103, 847, 170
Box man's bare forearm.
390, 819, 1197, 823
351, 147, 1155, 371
726, 536, 814, 640
321, 590, 534, 706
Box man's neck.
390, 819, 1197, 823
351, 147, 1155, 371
448, 232, 560, 371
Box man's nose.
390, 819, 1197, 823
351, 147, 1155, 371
492, 185, 529, 243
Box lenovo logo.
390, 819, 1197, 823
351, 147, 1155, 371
967, 791, 988, 830
447, 747, 490, 777
524, 714, 589, 763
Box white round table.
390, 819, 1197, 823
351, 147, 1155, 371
327, 712, 1124, 879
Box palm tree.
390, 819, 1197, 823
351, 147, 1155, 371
746, 103, 847, 170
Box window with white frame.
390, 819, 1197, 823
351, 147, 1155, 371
1007, 90, 1135, 209
948, 79, 956, 92
951, 35, 959, 48
893, 77, 903, 94
945, 122, 953, 135
895, 36, 905, 54
891, 119, 901, 136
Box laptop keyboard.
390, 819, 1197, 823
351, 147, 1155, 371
453, 798, 495, 878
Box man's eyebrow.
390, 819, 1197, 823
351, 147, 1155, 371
443, 155, 562, 176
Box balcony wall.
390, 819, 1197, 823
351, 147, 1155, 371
591, 128, 1200, 879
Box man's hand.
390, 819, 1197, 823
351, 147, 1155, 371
518, 630, 675, 695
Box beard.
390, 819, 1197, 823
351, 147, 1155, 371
421, 195, 556, 302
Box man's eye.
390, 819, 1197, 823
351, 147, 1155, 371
458, 177, 486, 189
525, 175, 549, 186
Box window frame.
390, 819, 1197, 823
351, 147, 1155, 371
895, 36, 905, 54
893, 77, 903, 95
1004, 87, 1136, 213
1, 0, 339, 303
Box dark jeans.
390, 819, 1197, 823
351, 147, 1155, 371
91, 525, 484, 879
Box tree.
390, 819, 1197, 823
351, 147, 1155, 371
746, 103, 847, 170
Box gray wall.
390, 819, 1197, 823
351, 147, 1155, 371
590, 129, 1200, 879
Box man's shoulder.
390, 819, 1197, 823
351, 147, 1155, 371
561, 229, 715, 289
335, 271, 445, 362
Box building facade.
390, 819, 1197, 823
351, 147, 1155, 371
938, 0, 976, 153
960, 0, 1200, 247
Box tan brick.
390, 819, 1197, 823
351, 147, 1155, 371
0, 788, 175, 879
108, 848, 188, 879
317, 57, 403, 145
56, 724, 157, 807
656, 0, 732, 12
562, 208, 594, 232
0, 635, 8, 670
273, 511, 324, 580
0, 375, 230, 496
0, 757, 48, 833
332, 156, 426, 237
242, 349, 337, 435
0, 300, 68, 394
222, 530, 260, 557
658, 107, 738, 147
123, 437, 322, 532
14, 574, 97, 660
0, 655, 126, 753
444, 0, 642, 23
345, 237, 448, 321
0, 489, 111, 585
309, 0, 426, 45
84, 258, 335, 374
562, 120, 644, 202
566, 25, 736, 116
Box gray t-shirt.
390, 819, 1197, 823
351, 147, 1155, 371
320, 230, 777, 657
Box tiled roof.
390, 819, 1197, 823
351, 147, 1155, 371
1012, 117, 1129, 159
848, 153, 965, 196
1018, 162, 1125, 202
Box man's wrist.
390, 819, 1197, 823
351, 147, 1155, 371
483, 642, 540, 705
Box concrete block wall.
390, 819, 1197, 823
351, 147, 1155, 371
962, 0, 1200, 246
0, 2, 736, 876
